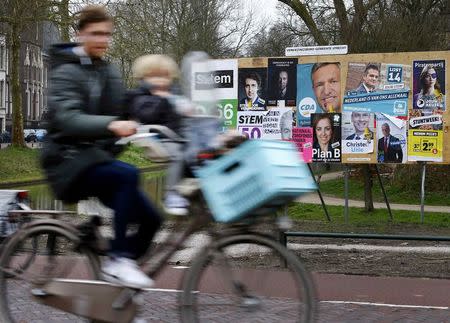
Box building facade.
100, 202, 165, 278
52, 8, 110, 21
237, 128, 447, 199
0, 22, 59, 134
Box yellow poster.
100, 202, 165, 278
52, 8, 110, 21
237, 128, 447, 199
408, 130, 443, 162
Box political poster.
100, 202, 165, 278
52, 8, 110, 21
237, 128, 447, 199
297, 63, 342, 126
292, 127, 313, 163
341, 112, 375, 154
260, 107, 294, 140
267, 58, 297, 107
191, 59, 238, 130
236, 111, 263, 139
408, 108, 443, 162
343, 62, 411, 116
238, 67, 267, 111
408, 130, 443, 162
311, 113, 341, 163
412, 60, 445, 111
376, 114, 407, 163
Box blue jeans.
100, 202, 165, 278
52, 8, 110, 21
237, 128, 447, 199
75, 160, 162, 259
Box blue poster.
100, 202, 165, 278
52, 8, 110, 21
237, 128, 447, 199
343, 62, 410, 116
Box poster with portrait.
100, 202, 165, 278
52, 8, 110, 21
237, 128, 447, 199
341, 111, 375, 154
343, 62, 411, 116
311, 113, 341, 163
412, 60, 445, 111
238, 67, 267, 111
297, 63, 342, 127
260, 107, 294, 140
267, 58, 297, 107
292, 127, 313, 163
192, 59, 238, 131
376, 113, 407, 163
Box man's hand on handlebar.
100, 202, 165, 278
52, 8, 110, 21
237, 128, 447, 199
108, 120, 139, 137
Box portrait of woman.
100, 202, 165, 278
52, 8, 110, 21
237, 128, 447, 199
413, 64, 445, 110
312, 113, 341, 162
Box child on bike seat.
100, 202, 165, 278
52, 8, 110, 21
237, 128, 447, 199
128, 54, 194, 216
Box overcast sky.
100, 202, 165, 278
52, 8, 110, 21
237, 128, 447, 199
243, 0, 280, 23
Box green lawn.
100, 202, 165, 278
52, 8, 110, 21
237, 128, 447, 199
0, 145, 154, 184
318, 177, 450, 206
287, 202, 450, 234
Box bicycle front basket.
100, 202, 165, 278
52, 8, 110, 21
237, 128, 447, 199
196, 140, 317, 223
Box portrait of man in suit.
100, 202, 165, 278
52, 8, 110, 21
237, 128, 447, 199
378, 123, 403, 163
354, 63, 380, 94
346, 111, 373, 140
239, 72, 266, 110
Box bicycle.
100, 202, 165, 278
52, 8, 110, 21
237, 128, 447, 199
0, 125, 317, 323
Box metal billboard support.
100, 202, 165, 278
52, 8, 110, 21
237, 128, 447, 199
420, 162, 427, 223
374, 164, 393, 220
344, 164, 350, 224
307, 163, 331, 222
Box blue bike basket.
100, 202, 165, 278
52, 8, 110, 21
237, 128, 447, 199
196, 140, 317, 223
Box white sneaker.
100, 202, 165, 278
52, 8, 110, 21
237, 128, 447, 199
163, 192, 189, 216
102, 257, 154, 289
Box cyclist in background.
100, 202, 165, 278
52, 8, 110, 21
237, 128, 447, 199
40, 5, 161, 289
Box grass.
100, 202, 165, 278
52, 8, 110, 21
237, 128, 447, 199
0, 145, 154, 184
318, 177, 450, 206
287, 202, 450, 234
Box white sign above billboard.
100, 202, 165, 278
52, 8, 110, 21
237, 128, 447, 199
285, 45, 348, 57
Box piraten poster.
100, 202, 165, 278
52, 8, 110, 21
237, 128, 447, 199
412, 60, 445, 111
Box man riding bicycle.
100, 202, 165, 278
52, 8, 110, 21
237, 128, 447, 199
40, 5, 161, 289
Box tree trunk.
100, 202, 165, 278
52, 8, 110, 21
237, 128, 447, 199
363, 165, 374, 212
59, 0, 70, 42
10, 25, 25, 147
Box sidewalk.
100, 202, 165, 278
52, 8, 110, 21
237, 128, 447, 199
297, 171, 450, 213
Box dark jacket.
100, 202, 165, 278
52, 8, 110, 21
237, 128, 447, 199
40, 43, 126, 202
128, 82, 183, 135
378, 135, 403, 163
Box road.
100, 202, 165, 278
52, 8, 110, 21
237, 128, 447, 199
3, 264, 449, 322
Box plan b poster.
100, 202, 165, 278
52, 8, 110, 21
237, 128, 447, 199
311, 113, 341, 163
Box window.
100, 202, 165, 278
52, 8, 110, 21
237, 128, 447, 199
0, 46, 4, 70
0, 81, 3, 108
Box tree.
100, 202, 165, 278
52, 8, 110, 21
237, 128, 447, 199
108, 0, 259, 85
0, 0, 52, 147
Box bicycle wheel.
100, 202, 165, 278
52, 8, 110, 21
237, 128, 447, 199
0, 225, 100, 323
179, 233, 316, 323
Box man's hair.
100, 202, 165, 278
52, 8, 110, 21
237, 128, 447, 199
311, 62, 340, 78
132, 54, 179, 80
382, 123, 390, 130
364, 63, 379, 75
243, 72, 261, 87
77, 5, 113, 31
